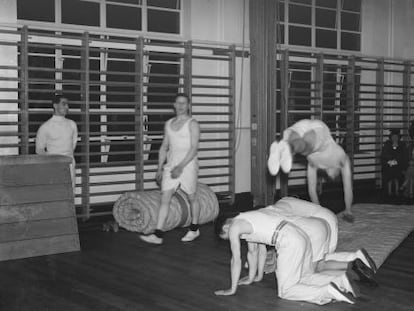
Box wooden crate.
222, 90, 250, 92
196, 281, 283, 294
0, 155, 80, 261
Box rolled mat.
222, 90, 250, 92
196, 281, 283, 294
113, 183, 219, 234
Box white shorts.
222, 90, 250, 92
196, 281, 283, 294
161, 161, 198, 195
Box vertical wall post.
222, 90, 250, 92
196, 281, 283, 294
135, 37, 144, 191
315, 53, 324, 120
403, 61, 411, 137
183, 41, 192, 102
376, 59, 385, 188
229, 45, 237, 204
19, 26, 29, 154
346, 56, 356, 174
279, 49, 289, 198
249, 0, 278, 205
80, 32, 90, 220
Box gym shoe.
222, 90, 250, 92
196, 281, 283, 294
343, 271, 361, 298
140, 234, 163, 245
351, 259, 378, 287
181, 229, 200, 242
268, 141, 281, 175
357, 248, 377, 273
328, 282, 355, 304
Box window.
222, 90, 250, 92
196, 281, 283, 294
289, 26, 311, 46
61, 0, 100, 26
148, 0, 180, 10
17, 0, 55, 22
17, 0, 182, 35
315, 8, 336, 28
341, 11, 360, 32
341, 32, 360, 51
277, 0, 361, 51
316, 29, 337, 49
147, 9, 180, 34
106, 4, 142, 30
289, 4, 312, 25
316, 0, 336, 9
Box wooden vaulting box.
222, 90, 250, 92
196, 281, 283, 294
0, 155, 80, 261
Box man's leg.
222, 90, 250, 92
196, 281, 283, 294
140, 188, 175, 244
276, 225, 354, 305
276, 197, 338, 253
181, 192, 201, 242
324, 248, 377, 273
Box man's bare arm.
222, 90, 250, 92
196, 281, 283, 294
307, 163, 320, 204
341, 155, 353, 213
255, 244, 267, 282
215, 225, 242, 296
238, 242, 258, 285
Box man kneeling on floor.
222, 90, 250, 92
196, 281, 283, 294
215, 200, 377, 305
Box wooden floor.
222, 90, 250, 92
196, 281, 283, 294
0, 219, 413, 311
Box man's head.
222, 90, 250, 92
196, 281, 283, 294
52, 95, 69, 117
389, 128, 401, 144
173, 93, 190, 116
218, 217, 235, 240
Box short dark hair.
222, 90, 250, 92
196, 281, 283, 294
214, 212, 239, 238
51, 94, 67, 106
389, 128, 401, 139
175, 93, 190, 102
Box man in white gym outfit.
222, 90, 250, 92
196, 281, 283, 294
215, 198, 377, 305
268, 119, 354, 222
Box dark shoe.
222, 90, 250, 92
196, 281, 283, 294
357, 248, 377, 273
351, 259, 378, 287
345, 269, 361, 298
346, 261, 360, 281
342, 213, 355, 223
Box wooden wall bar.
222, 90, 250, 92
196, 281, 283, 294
249, 38, 414, 197
249, 0, 278, 205
0, 26, 239, 218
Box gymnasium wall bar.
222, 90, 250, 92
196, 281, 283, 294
269, 49, 414, 200
0, 26, 238, 219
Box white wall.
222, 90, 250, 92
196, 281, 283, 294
184, 0, 251, 194
362, 0, 414, 59
362, 0, 414, 131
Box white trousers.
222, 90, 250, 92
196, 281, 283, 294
276, 223, 350, 305
276, 198, 365, 265
276, 197, 338, 255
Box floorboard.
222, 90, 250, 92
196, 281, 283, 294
0, 221, 413, 311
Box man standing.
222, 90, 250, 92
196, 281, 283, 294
36, 95, 78, 189
268, 119, 354, 222
140, 93, 200, 244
